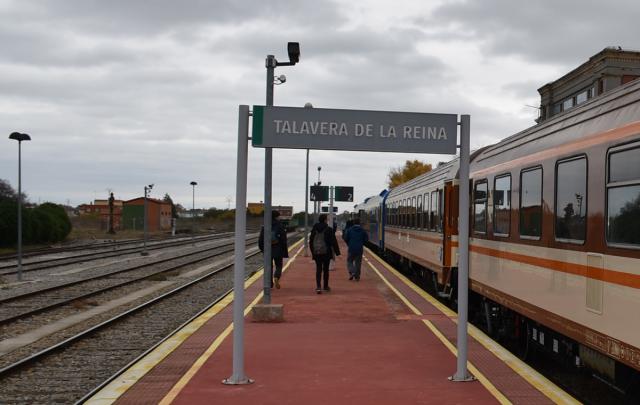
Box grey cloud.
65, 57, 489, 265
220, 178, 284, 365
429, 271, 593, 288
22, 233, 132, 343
425, 0, 640, 65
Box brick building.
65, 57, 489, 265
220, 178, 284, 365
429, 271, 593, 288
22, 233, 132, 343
77, 199, 123, 230
122, 198, 172, 232
537, 47, 640, 122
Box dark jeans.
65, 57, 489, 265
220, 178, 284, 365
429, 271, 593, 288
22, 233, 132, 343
347, 252, 363, 278
271, 256, 283, 279
314, 255, 331, 289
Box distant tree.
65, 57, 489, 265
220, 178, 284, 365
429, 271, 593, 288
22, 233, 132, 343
0, 178, 27, 202
387, 160, 433, 188
0, 201, 71, 247
163, 193, 177, 218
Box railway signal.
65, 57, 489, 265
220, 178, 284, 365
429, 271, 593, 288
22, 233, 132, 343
334, 186, 354, 202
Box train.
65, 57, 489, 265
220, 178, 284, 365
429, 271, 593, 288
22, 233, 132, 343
354, 69, 640, 392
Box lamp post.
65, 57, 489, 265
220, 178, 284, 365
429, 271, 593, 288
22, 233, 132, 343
316, 166, 322, 223
141, 184, 153, 256
190, 181, 197, 245
8, 132, 31, 282
304, 103, 313, 256
262, 42, 300, 306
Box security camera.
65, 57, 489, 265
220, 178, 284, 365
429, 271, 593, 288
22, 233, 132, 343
278, 74, 286, 83
287, 42, 300, 64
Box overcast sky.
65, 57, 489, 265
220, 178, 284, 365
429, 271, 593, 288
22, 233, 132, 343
1, 0, 639, 213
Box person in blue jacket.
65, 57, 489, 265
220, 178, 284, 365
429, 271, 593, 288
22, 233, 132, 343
344, 218, 368, 281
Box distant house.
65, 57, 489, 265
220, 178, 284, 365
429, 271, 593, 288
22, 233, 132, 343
122, 198, 172, 232
77, 199, 123, 230
247, 202, 264, 215
178, 209, 205, 218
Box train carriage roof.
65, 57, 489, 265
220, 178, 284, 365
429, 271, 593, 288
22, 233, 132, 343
386, 158, 460, 200
471, 78, 640, 172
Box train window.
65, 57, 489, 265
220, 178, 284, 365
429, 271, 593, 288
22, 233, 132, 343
412, 196, 417, 227
473, 180, 488, 234
394, 202, 397, 225
493, 174, 511, 236
606, 145, 640, 247
402, 199, 407, 227
390, 202, 394, 225
395, 201, 398, 226
417, 195, 422, 229
430, 190, 439, 231
555, 157, 587, 243
438, 189, 444, 231
519, 167, 543, 239
423, 193, 429, 229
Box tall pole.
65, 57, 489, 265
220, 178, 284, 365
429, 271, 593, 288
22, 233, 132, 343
17, 141, 23, 281
191, 181, 197, 246
142, 186, 149, 256
224, 105, 253, 385
263, 54, 276, 304
304, 149, 309, 256
317, 167, 321, 223
451, 114, 472, 381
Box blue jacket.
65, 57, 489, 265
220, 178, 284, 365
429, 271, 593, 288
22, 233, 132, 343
344, 224, 368, 255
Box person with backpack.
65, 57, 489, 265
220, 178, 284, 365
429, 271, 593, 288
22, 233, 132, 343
343, 218, 368, 281
258, 210, 289, 289
310, 214, 340, 294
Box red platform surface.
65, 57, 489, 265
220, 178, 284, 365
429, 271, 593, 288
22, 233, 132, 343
113, 238, 559, 405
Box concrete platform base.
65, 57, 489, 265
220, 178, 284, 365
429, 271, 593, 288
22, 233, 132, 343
251, 303, 284, 322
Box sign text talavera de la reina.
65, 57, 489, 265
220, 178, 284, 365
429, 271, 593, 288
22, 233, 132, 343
252, 105, 458, 154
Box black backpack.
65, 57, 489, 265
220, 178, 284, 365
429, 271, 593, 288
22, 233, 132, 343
312, 228, 328, 255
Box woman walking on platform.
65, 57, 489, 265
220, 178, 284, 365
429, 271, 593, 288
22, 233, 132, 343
310, 214, 340, 294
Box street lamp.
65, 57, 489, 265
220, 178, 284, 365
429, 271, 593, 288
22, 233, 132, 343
303, 103, 313, 256
190, 181, 197, 245
261, 42, 300, 307
316, 166, 322, 222
141, 183, 153, 256
8, 132, 31, 282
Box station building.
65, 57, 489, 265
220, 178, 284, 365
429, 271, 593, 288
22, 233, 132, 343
537, 47, 640, 122
122, 197, 172, 232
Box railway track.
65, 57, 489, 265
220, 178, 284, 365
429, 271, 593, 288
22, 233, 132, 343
0, 236, 259, 328
0, 249, 266, 404
0, 232, 243, 276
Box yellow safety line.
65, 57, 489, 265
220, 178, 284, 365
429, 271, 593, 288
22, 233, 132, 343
85, 238, 303, 405
365, 258, 511, 405
159, 242, 304, 405
365, 248, 580, 405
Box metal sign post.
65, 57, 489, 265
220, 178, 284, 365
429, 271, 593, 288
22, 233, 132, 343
450, 115, 473, 382
223, 105, 253, 385
329, 186, 334, 229
230, 103, 471, 384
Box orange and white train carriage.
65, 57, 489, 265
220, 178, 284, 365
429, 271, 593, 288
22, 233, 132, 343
360, 74, 640, 390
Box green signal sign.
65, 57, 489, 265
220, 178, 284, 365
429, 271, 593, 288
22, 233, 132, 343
334, 186, 354, 202
310, 185, 329, 201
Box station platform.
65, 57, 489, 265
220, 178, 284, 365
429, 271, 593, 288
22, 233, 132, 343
87, 237, 578, 405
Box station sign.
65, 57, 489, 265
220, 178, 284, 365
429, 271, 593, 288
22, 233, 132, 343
321, 206, 339, 213
310, 185, 329, 201
252, 106, 457, 154
334, 186, 354, 202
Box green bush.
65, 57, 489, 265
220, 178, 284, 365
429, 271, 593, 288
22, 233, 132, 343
0, 202, 72, 247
